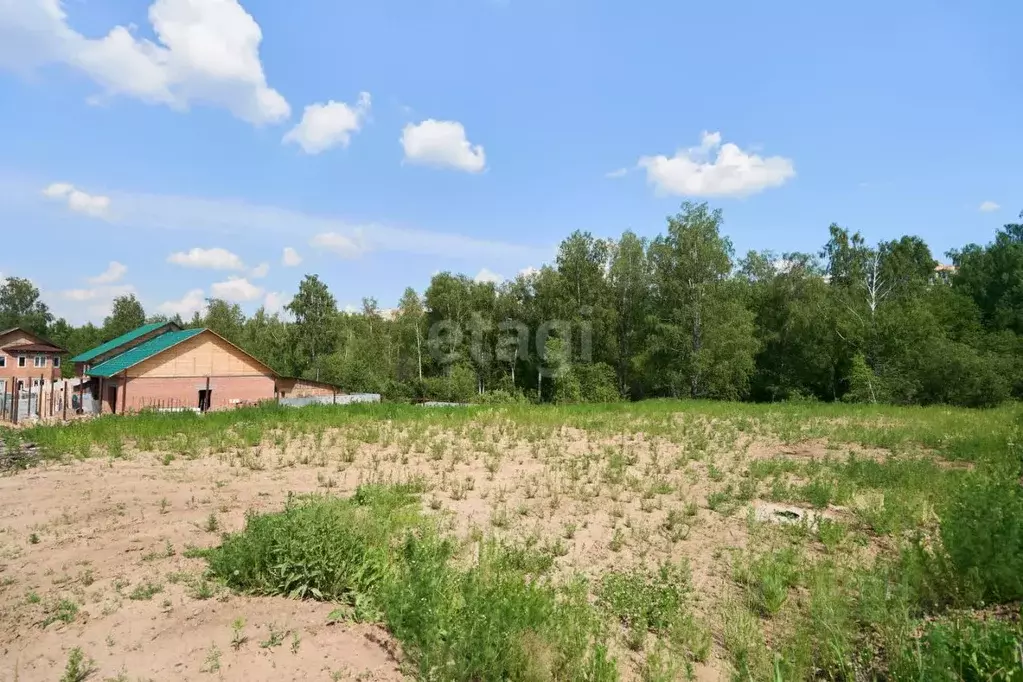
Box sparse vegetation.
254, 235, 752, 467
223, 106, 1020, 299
2, 400, 1022, 680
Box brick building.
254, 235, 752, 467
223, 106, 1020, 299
0, 327, 66, 396
72, 323, 335, 414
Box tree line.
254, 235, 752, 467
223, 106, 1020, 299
3, 202, 1021, 408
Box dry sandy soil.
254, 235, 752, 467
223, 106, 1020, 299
0, 423, 874, 681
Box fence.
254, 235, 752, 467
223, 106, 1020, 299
0, 382, 71, 423
279, 393, 381, 408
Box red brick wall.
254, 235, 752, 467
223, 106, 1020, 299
113, 375, 276, 413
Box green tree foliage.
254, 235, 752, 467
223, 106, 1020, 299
103, 294, 146, 340
7, 204, 1022, 407
0, 277, 52, 335
286, 275, 338, 381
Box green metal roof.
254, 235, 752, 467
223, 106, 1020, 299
71, 322, 173, 363
87, 328, 205, 378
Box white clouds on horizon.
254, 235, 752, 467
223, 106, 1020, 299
0, 0, 289, 125
401, 119, 486, 173
157, 288, 206, 318
474, 267, 503, 284
87, 260, 127, 285
210, 276, 263, 302
638, 131, 795, 197
42, 182, 110, 217
979, 200, 1001, 212
168, 247, 246, 270
283, 93, 371, 154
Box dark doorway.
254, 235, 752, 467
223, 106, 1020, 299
198, 389, 212, 413
107, 385, 118, 414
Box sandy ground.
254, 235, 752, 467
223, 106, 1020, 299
0, 423, 868, 681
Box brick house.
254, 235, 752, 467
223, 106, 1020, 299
0, 327, 66, 396
72, 323, 336, 414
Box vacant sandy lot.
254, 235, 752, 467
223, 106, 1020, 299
0, 416, 887, 682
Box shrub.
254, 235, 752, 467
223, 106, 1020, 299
937, 474, 1023, 606
203, 484, 618, 682
891, 614, 1023, 681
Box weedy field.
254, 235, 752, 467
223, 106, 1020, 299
0, 400, 1021, 682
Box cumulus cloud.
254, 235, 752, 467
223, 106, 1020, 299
167, 247, 245, 270
262, 291, 289, 316
42, 182, 110, 217
310, 231, 368, 259
283, 92, 371, 154
210, 276, 262, 302
59, 283, 136, 322
0, 0, 289, 125
401, 119, 486, 173
249, 262, 269, 279
87, 261, 127, 285
157, 288, 206, 317
282, 246, 302, 266
474, 267, 503, 284
638, 131, 795, 197
979, 201, 1000, 213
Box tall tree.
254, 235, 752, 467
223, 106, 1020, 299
396, 287, 426, 382
286, 275, 338, 380
103, 294, 146, 339
607, 231, 649, 396
0, 277, 52, 335
644, 202, 757, 399
202, 298, 246, 345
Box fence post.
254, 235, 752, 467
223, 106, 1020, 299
12, 385, 18, 425
63, 380, 68, 421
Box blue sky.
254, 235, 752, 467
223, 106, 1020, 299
0, 0, 1019, 324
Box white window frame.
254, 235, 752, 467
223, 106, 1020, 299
0, 379, 6, 392
34, 355, 46, 368
17, 356, 26, 367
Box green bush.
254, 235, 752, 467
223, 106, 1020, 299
203, 484, 618, 682
937, 475, 1023, 606
891, 613, 1023, 681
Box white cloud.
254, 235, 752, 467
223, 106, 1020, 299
59, 283, 136, 322
0, 0, 289, 125
167, 247, 245, 270
42, 182, 110, 217
401, 119, 486, 173
262, 291, 289, 316
210, 276, 262, 302
605, 168, 629, 179
283, 92, 371, 154
979, 201, 1000, 213
474, 268, 504, 284
157, 288, 206, 318
310, 231, 369, 259
87, 260, 127, 285
518, 266, 540, 278
638, 131, 795, 197
282, 246, 302, 266
249, 262, 269, 279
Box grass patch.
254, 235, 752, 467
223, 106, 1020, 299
203, 483, 618, 682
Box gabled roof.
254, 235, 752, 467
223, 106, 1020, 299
2, 343, 64, 353
87, 328, 205, 378
0, 327, 67, 353
71, 322, 175, 363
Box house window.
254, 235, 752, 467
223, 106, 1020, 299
54, 356, 60, 368
31, 378, 41, 388
34, 355, 46, 368
0, 356, 5, 368
17, 356, 26, 367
